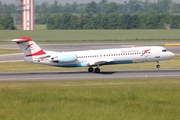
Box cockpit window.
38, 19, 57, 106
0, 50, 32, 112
162, 49, 166, 52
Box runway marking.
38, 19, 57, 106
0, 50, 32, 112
165, 44, 180, 46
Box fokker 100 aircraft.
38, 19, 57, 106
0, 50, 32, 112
12, 37, 174, 73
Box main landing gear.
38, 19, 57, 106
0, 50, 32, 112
156, 61, 160, 68
88, 67, 100, 73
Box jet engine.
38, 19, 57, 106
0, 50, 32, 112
51, 54, 77, 63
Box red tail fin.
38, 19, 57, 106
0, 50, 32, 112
12, 37, 46, 57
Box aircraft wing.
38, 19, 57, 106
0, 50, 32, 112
87, 59, 113, 66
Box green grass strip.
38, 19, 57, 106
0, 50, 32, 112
0, 30, 180, 44
0, 78, 180, 120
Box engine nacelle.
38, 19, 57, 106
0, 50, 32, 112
51, 54, 77, 63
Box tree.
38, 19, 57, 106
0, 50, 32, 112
85, 1, 98, 15
156, 0, 172, 13
98, 0, 108, 13
36, 2, 50, 14
47, 13, 79, 29
107, 13, 119, 29
119, 14, 132, 29
118, 3, 127, 14
105, 2, 118, 14
47, 13, 180, 29
126, 0, 142, 13
0, 15, 15, 30
169, 2, 180, 13
171, 15, 180, 29
83, 14, 95, 29
71, 2, 79, 13
142, 0, 150, 13
130, 15, 140, 29
36, 12, 50, 24
63, 3, 72, 13
148, 2, 159, 13
144, 14, 163, 29
94, 13, 107, 29
49, 0, 59, 13
0, 2, 2, 14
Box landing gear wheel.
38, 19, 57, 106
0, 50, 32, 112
88, 67, 94, 72
156, 65, 160, 68
95, 68, 100, 73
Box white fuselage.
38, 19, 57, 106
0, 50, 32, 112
24, 46, 174, 67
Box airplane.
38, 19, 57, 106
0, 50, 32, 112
12, 37, 174, 73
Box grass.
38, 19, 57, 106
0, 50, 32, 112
0, 49, 21, 55
35, 24, 47, 30
15, 24, 47, 30
0, 29, 180, 44
0, 55, 179, 72
0, 78, 180, 120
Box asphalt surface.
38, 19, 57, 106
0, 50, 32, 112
0, 70, 180, 81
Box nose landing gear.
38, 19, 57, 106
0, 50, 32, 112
156, 65, 160, 68
156, 61, 160, 68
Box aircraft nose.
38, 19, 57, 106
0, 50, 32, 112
167, 52, 175, 59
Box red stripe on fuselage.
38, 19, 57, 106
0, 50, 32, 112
25, 50, 46, 57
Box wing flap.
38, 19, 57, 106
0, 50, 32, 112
87, 59, 113, 66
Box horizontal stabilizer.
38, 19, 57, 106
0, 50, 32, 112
12, 37, 32, 43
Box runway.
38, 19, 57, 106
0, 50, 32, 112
0, 70, 180, 81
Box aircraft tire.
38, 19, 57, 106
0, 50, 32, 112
88, 67, 94, 72
95, 68, 100, 73
156, 65, 160, 68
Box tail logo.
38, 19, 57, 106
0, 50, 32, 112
25, 44, 33, 50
